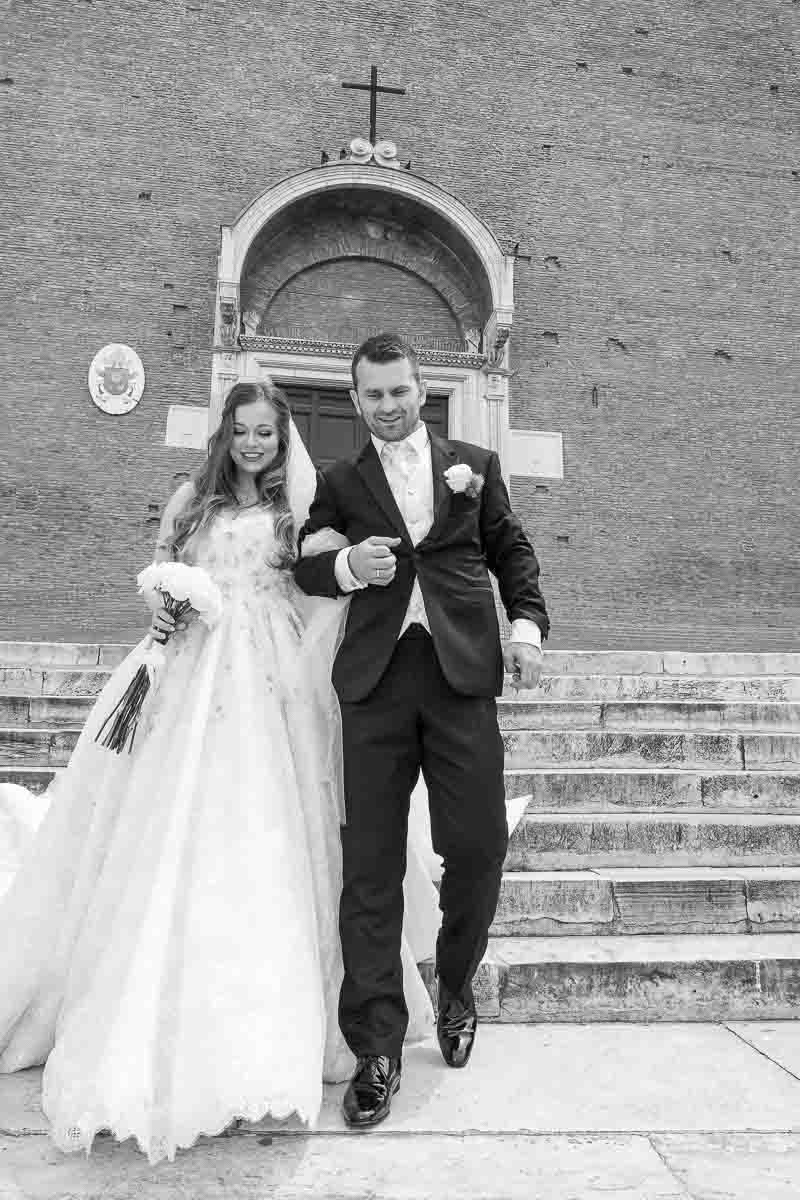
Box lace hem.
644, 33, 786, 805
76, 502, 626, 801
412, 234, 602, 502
49, 1091, 319, 1165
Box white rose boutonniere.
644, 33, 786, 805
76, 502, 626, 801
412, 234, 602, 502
444, 463, 484, 500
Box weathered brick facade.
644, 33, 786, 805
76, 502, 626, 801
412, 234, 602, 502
0, 0, 798, 646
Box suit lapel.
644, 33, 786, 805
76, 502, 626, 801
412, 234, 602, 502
355, 441, 411, 543
423, 433, 459, 545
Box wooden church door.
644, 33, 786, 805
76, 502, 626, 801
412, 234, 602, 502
282, 384, 449, 469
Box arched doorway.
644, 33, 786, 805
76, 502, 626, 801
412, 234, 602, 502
210, 164, 516, 468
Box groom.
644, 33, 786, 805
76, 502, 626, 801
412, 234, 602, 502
294, 332, 549, 1128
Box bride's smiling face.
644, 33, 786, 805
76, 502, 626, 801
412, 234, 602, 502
229, 398, 280, 476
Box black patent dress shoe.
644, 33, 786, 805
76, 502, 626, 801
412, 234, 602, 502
342, 1055, 402, 1129
436, 978, 477, 1069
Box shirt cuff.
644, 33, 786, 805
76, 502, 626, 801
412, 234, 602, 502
334, 547, 368, 593
508, 618, 542, 649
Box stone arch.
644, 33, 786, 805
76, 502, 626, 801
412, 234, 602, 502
210, 164, 516, 467
213, 164, 515, 358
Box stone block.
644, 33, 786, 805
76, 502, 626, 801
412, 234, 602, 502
663, 652, 800, 676
28, 696, 95, 726
602, 700, 800, 733
0, 667, 40, 697
506, 813, 800, 870
419, 957, 501, 1018
701, 772, 800, 812
542, 651, 665, 675
0, 728, 79, 766
0, 696, 31, 725
610, 874, 748, 934
653, 1133, 800, 1200
502, 729, 743, 770
515, 674, 800, 702
491, 933, 800, 1021
504, 768, 703, 811
498, 701, 604, 729
0, 767, 57, 795
746, 876, 800, 931
41, 668, 110, 697
492, 872, 614, 935
0, 642, 100, 667
743, 734, 800, 770
501, 699, 800, 733
98, 644, 134, 667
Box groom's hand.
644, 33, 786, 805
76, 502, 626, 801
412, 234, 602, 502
348, 536, 401, 588
503, 642, 543, 691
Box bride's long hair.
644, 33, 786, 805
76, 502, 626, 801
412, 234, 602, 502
170, 379, 297, 565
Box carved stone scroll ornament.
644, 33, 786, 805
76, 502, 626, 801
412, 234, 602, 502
344, 136, 402, 169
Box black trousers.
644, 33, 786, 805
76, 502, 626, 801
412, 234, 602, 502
338, 627, 508, 1058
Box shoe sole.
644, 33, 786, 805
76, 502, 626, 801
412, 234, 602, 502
342, 1077, 401, 1130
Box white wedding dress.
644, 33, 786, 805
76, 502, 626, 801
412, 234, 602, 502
0, 506, 439, 1163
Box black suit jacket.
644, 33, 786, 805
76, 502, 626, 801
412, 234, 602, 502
294, 431, 549, 702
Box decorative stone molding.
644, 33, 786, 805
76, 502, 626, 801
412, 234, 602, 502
239, 335, 486, 370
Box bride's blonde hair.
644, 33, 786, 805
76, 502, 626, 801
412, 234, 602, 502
170, 380, 297, 565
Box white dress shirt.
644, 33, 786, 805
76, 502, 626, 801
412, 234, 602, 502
334, 423, 542, 648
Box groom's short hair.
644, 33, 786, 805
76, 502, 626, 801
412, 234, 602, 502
351, 332, 421, 388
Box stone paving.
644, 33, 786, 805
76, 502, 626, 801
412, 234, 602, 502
2, 1024, 800, 1198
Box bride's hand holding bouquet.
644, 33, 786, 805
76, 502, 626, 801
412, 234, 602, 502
95, 561, 224, 755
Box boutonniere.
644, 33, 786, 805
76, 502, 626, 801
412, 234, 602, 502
444, 463, 484, 500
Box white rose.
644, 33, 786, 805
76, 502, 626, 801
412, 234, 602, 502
443, 463, 474, 493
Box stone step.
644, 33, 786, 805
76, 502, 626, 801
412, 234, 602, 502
492, 867, 800, 936
3, 644, 800, 677
450, 932, 800, 1021
6, 765, 800, 817
498, 700, 800, 733
502, 729, 800, 771
0, 642, 131, 668
531, 652, 800, 677
6, 665, 800, 703
0, 665, 112, 698
506, 811, 800, 869
0, 766, 59, 795
0, 695, 95, 726
5, 693, 799, 734
504, 769, 800, 813
0, 728, 80, 766
14, 727, 794, 776
506, 674, 800, 702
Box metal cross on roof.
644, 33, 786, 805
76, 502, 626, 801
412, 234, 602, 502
342, 65, 406, 145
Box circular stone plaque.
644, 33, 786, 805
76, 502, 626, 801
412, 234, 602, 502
88, 344, 145, 414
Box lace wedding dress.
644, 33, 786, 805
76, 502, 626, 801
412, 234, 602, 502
0, 506, 438, 1163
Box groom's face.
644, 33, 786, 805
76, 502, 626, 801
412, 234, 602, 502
350, 356, 426, 443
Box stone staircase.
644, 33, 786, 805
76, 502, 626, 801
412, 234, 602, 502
2, 642, 800, 1021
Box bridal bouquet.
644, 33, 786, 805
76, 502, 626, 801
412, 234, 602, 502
95, 562, 223, 755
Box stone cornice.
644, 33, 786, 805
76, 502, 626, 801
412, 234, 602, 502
240, 335, 486, 369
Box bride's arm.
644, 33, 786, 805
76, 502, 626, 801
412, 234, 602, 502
299, 527, 350, 557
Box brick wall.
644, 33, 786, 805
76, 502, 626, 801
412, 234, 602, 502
0, 0, 798, 646
261, 258, 463, 345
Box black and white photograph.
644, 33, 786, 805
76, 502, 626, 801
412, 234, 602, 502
0, 2, 798, 1196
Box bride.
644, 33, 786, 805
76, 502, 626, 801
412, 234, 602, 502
0, 378, 439, 1164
